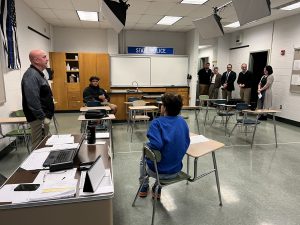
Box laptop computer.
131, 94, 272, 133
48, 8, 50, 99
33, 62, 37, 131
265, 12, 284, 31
43, 135, 85, 168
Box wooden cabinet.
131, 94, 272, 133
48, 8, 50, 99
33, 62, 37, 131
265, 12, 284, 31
50, 52, 110, 111
109, 87, 189, 121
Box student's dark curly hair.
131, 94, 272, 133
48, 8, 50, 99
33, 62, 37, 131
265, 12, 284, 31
89, 76, 100, 82
161, 93, 183, 116
265, 65, 273, 75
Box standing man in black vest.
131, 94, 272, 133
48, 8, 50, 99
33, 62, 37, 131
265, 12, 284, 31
237, 63, 252, 104
197, 62, 212, 95
221, 64, 236, 100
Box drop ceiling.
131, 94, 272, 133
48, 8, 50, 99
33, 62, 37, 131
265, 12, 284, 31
23, 0, 300, 33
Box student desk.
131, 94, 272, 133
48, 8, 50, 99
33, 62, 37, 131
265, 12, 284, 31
242, 109, 280, 148
78, 114, 116, 156
79, 106, 111, 112
182, 106, 201, 134
186, 136, 224, 205
128, 105, 158, 142
0, 135, 114, 225
0, 117, 30, 153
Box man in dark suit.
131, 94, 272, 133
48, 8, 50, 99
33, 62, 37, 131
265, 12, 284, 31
221, 64, 236, 100
198, 62, 212, 95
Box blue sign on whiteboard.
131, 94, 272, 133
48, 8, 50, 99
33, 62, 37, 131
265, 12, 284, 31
128, 46, 174, 55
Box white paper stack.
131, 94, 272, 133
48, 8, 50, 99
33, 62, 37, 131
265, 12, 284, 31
190, 135, 210, 144
46, 134, 74, 145
28, 179, 78, 202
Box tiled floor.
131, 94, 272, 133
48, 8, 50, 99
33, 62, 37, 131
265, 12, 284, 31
0, 110, 299, 225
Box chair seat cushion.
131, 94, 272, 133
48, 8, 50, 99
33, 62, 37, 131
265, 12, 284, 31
160, 171, 190, 185
6, 129, 31, 136
217, 112, 235, 116
236, 119, 260, 124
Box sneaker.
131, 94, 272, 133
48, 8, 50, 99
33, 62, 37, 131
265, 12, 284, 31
138, 185, 149, 198
152, 185, 162, 200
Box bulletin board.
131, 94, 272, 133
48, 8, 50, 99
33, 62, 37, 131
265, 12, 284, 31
290, 48, 300, 93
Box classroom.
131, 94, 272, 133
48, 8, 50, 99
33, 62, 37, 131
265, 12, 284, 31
0, 0, 299, 225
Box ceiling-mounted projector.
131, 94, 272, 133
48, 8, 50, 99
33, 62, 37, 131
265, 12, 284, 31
232, 0, 271, 26
101, 0, 130, 33
193, 13, 224, 39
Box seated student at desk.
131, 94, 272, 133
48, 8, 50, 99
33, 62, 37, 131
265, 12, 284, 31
83, 76, 117, 114
138, 93, 190, 199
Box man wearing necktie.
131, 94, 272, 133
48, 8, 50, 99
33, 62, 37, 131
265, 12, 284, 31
221, 64, 236, 100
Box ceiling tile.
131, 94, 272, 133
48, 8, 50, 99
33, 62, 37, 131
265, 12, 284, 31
53, 9, 78, 20
138, 15, 162, 24
23, 0, 49, 8
174, 16, 193, 26
144, 2, 177, 15
127, 0, 152, 14
72, 0, 99, 11
46, 0, 74, 10
134, 23, 154, 29
44, 18, 62, 26
81, 21, 101, 28
62, 19, 82, 28
126, 14, 143, 23
32, 8, 57, 19
188, 4, 212, 19
166, 3, 196, 16
150, 24, 168, 31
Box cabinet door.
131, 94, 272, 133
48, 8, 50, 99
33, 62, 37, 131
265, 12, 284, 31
96, 54, 110, 92
79, 53, 97, 99
50, 52, 68, 110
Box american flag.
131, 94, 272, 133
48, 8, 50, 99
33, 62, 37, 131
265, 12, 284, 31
0, 0, 21, 70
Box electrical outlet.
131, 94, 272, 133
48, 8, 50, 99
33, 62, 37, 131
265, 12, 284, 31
280, 105, 282, 109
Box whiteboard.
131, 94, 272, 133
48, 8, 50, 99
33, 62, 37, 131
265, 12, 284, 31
151, 56, 188, 86
111, 56, 151, 86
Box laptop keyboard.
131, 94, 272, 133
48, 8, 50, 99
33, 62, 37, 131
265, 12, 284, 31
43, 150, 75, 167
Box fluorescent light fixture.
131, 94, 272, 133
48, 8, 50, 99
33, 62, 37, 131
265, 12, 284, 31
280, 1, 300, 10
157, 16, 182, 25
77, 11, 99, 21
198, 45, 212, 49
224, 21, 240, 28
181, 0, 208, 4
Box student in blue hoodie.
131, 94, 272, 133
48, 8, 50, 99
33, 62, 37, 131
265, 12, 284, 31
139, 93, 190, 199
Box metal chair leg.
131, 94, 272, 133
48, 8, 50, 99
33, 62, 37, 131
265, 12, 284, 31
132, 176, 148, 207
212, 151, 222, 206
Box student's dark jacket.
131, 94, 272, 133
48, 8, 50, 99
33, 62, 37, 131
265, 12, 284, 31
21, 65, 54, 122
83, 85, 110, 103
221, 71, 237, 91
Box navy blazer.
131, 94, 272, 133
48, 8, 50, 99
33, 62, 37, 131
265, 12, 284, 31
221, 71, 236, 91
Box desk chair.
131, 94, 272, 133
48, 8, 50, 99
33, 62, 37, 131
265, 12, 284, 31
229, 103, 260, 137
129, 100, 151, 142
132, 145, 190, 225
5, 110, 31, 153
211, 100, 235, 136
199, 95, 215, 125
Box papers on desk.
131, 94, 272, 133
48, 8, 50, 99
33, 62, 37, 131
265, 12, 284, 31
84, 140, 106, 145
96, 132, 110, 139
79, 169, 113, 197
46, 134, 74, 145
21, 151, 50, 170
20, 143, 80, 170
0, 184, 31, 203
190, 135, 209, 144
0, 178, 77, 204
28, 179, 77, 202
33, 168, 77, 183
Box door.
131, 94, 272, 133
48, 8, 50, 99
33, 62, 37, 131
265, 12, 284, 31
248, 51, 268, 107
